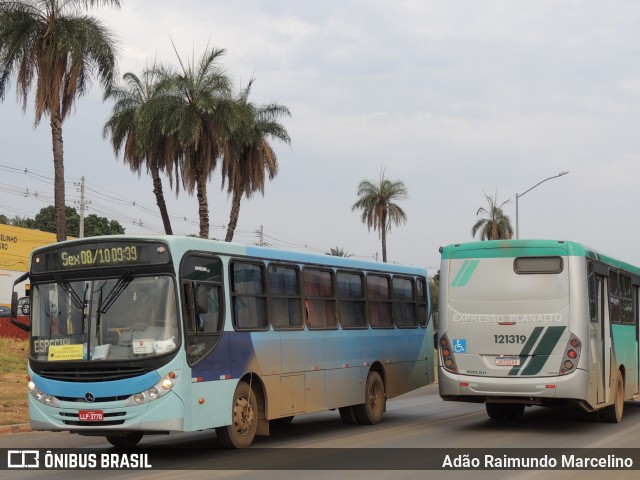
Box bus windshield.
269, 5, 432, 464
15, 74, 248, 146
30, 275, 179, 362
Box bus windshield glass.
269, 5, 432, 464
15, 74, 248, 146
30, 275, 179, 362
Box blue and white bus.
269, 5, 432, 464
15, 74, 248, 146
9, 235, 433, 447
438, 239, 640, 423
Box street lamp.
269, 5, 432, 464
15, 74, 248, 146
515, 171, 569, 239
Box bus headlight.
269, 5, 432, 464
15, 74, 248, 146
125, 371, 179, 406
28, 383, 60, 408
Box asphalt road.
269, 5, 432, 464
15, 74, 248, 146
1, 384, 639, 480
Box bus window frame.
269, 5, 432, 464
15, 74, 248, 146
336, 269, 368, 330
303, 266, 338, 330
366, 273, 394, 329
267, 262, 304, 331
230, 260, 270, 332
392, 275, 420, 329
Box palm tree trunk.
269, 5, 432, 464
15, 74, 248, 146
196, 165, 209, 238
225, 184, 243, 242
50, 113, 66, 242
381, 210, 388, 263
150, 163, 173, 235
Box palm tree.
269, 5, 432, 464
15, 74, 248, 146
0, 0, 120, 241
351, 172, 408, 263
471, 191, 513, 240
103, 69, 176, 235
222, 79, 290, 242
156, 45, 232, 238
326, 247, 352, 257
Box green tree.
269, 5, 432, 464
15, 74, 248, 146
351, 172, 408, 263
0, 0, 120, 242
33, 206, 79, 234
222, 79, 290, 242
156, 45, 232, 238
326, 247, 352, 257
0, 214, 8, 224
30, 206, 124, 236
9, 215, 34, 228
83, 214, 125, 236
471, 191, 513, 240
103, 69, 176, 235
429, 272, 439, 318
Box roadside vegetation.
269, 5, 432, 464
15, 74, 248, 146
0, 337, 29, 425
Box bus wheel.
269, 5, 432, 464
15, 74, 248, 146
354, 371, 386, 425
216, 381, 258, 448
106, 433, 144, 448
601, 375, 624, 423
486, 403, 504, 419
339, 406, 358, 424
272, 415, 294, 425
503, 404, 525, 421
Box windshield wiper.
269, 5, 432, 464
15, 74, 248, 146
55, 277, 84, 310
100, 270, 134, 314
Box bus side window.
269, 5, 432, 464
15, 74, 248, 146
183, 283, 197, 334
196, 284, 221, 333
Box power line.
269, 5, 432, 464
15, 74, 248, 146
0, 160, 390, 263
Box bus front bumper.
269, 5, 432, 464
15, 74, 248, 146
29, 390, 185, 434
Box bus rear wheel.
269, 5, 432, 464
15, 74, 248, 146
353, 371, 385, 425
216, 381, 258, 448
339, 406, 358, 424
601, 375, 624, 423
486, 403, 524, 420
106, 433, 144, 448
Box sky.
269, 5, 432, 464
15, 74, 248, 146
2, 0, 640, 276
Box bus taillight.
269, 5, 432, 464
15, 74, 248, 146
560, 334, 581, 375
439, 333, 458, 373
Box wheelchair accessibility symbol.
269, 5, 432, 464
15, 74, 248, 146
453, 339, 466, 353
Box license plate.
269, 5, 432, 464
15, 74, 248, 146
79, 410, 104, 422
496, 356, 520, 366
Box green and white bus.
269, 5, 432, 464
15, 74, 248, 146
438, 239, 639, 422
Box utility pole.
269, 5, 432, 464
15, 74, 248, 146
74, 176, 90, 238
260, 225, 264, 246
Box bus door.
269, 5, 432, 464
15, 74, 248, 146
589, 274, 609, 404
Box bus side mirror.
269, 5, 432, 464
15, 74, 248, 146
11, 291, 18, 318
9, 291, 30, 332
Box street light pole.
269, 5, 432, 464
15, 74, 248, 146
515, 171, 569, 239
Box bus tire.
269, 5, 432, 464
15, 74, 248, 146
216, 381, 258, 448
272, 415, 294, 425
601, 375, 624, 423
339, 406, 358, 424
354, 371, 385, 425
485, 403, 504, 419
503, 404, 525, 421
106, 433, 144, 448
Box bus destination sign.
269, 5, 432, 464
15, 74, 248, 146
32, 241, 170, 273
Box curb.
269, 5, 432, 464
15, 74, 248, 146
0, 424, 31, 435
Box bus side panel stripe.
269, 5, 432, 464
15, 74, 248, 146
450, 260, 470, 287
508, 326, 544, 376
451, 260, 479, 287
457, 260, 479, 287
520, 326, 566, 376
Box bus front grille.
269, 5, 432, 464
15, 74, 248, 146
38, 367, 150, 382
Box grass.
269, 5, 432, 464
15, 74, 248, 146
0, 338, 29, 425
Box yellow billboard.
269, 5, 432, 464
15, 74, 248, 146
0, 224, 59, 272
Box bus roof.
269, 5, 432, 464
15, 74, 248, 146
440, 239, 640, 276
35, 234, 427, 277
